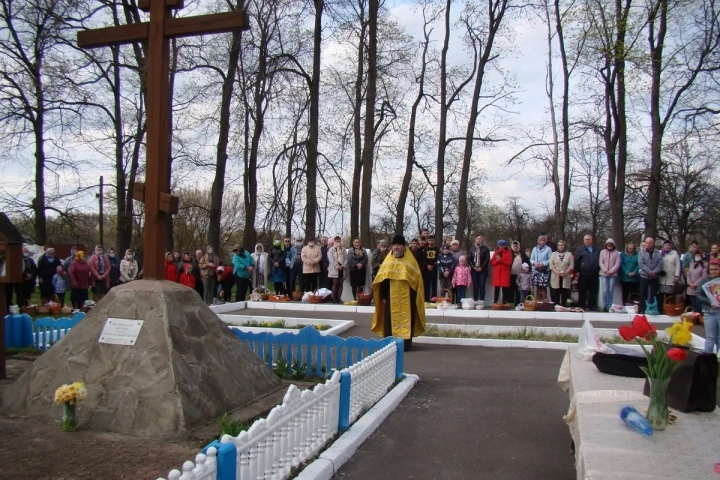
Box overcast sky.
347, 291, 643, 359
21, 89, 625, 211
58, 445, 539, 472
1, 0, 561, 223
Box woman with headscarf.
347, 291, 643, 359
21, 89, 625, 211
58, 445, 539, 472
251, 243, 269, 290
549, 240, 574, 308
107, 247, 121, 289
119, 249, 139, 283
658, 239, 681, 307
530, 235, 552, 300
69, 251, 90, 309
200, 246, 220, 304
88, 245, 111, 302
268, 237, 287, 295
328, 235, 346, 303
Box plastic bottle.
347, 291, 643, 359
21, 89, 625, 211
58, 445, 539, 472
619, 405, 653, 436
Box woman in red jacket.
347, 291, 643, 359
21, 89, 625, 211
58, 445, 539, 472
165, 252, 178, 282
491, 239, 513, 304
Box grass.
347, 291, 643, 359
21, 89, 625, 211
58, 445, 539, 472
219, 413, 249, 438
238, 319, 331, 331
421, 325, 635, 344
5, 346, 45, 356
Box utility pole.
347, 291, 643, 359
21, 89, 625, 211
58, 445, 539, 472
97, 176, 104, 247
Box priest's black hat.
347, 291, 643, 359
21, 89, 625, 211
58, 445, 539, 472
391, 235, 407, 246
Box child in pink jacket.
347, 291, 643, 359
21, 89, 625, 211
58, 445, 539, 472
452, 255, 472, 306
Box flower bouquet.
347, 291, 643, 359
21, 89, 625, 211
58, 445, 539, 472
54, 382, 87, 432
618, 315, 692, 430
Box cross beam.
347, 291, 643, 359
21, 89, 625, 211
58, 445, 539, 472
78, 0, 249, 280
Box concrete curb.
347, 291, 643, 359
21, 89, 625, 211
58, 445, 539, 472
295, 373, 420, 480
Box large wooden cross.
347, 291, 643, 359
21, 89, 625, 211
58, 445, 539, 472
78, 0, 249, 280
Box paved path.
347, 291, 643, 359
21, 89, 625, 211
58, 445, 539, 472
240, 308, 577, 479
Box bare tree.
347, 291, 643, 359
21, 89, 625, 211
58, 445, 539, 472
644, 0, 720, 238
455, 0, 510, 245
395, 0, 438, 236
580, 0, 643, 248
0, 0, 91, 244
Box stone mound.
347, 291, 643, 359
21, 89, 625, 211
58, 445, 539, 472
1, 281, 281, 439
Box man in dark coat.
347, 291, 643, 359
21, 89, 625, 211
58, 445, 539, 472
574, 235, 601, 311
37, 247, 61, 304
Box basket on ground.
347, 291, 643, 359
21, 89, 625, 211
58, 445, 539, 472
291, 290, 303, 301
492, 303, 509, 311
680, 306, 702, 325
48, 295, 62, 315
536, 301, 555, 312
523, 295, 537, 312
20, 300, 36, 316
663, 295, 685, 316
357, 286, 373, 306
308, 290, 324, 304
252, 285, 270, 301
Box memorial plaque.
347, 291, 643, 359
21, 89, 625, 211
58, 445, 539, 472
98, 318, 144, 346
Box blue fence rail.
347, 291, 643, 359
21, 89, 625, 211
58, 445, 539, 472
231, 325, 397, 377
163, 327, 407, 480
32, 313, 86, 350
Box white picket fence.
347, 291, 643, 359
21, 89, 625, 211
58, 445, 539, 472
159, 340, 400, 480
161, 447, 217, 480
224, 370, 341, 479
347, 341, 397, 424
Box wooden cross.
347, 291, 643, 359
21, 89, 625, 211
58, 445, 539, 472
78, 0, 249, 280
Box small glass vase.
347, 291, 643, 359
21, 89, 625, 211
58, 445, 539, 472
62, 402, 78, 432
645, 377, 670, 431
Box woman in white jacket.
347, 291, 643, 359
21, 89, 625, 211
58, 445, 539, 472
658, 239, 681, 307
119, 249, 139, 283
599, 239, 621, 311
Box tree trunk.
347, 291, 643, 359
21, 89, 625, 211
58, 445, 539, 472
645, 0, 667, 240
607, 0, 630, 248
396, 14, 432, 237
243, 32, 268, 251
456, 0, 507, 246
33, 111, 47, 246
208, 29, 242, 251
350, 4, 366, 240
555, 0, 572, 241
305, 0, 323, 238
359, 0, 378, 247
435, 0, 451, 243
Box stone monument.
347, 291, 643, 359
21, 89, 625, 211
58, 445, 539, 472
1, 281, 282, 439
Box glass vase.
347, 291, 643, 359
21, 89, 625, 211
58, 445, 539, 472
62, 403, 78, 432
645, 377, 670, 431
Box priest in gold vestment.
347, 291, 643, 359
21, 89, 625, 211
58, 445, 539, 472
371, 235, 426, 351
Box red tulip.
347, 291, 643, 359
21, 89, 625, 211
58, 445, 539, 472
667, 348, 688, 362
645, 323, 657, 340
618, 325, 638, 341
631, 315, 653, 338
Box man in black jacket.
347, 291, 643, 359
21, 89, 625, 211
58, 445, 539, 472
574, 234, 601, 311
469, 234, 490, 302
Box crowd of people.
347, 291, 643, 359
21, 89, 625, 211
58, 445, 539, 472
5, 232, 719, 355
